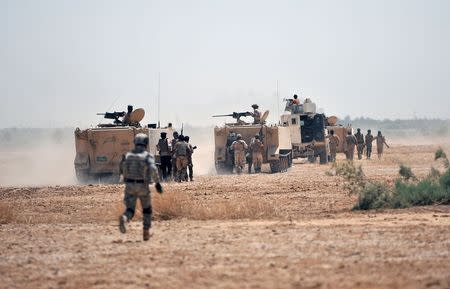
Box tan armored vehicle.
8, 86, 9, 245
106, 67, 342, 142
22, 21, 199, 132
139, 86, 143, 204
74, 107, 174, 183
213, 111, 294, 173
325, 116, 352, 153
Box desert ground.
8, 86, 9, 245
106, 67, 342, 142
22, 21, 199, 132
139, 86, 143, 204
1, 143, 450, 289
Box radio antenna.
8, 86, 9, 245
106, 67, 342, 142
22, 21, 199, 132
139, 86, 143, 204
158, 72, 161, 128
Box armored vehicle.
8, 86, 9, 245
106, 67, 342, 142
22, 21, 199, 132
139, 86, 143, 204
281, 98, 330, 164
74, 107, 174, 183
213, 111, 294, 173
325, 116, 352, 153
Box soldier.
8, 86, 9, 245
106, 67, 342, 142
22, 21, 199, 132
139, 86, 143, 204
231, 134, 248, 174
119, 133, 163, 241
354, 128, 365, 160
157, 132, 171, 180
250, 104, 261, 124
121, 105, 133, 125
184, 136, 195, 182
171, 131, 179, 180
327, 130, 340, 162
250, 134, 264, 173
375, 131, 390, 159
292, 94, 300, 105
345, 130, 357, 161
365, 129, 375, 159
174, 135, 192, 182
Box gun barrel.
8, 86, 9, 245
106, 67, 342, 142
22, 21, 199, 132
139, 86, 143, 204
212, 114, 234, 117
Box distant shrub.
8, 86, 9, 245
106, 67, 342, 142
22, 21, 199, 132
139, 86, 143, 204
353, 182, 391, 210
435, 148, 449, 168
399, 165, 416, 181
328, 161, 365, 194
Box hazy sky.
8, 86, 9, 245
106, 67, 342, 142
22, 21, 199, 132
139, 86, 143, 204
1, 0, 449, 128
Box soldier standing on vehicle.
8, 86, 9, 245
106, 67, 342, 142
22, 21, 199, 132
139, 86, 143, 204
119, 133, 163, 241
292, 94, 300, 105
375, 131, 390, 159
185, 136, 195, 182
171, 131, 179, 180
231, 134, 248, 174
157, 132, 171, 181
121, 105, 133, 125
327, 130, 340, 162
345, 130, 357, 161
365, 129, 375, 159
250, 134, 264, 173
250, 104, 261, 124
355, 128, 364, 160
174, 135, 192, 182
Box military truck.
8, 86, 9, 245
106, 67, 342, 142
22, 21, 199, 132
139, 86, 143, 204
74, 107, 174, 183
325, 116, 352, 153
213, 111, 294, 174
281, 98, 330, 164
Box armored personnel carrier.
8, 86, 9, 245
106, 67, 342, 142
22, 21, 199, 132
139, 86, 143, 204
281, 98, 330, 164
213, 111, 295, 174
74, 107, 174, 183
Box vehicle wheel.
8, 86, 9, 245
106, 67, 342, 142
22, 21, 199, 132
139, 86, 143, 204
270, 160, 281, 173
319, 150, 328, 164
215, 163, 233, 175
308, 155, 316, 163
75, 169, 89, 183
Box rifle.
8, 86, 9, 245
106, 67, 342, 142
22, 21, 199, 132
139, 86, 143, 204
213, 111, 252, 122
181, 123, 184, 136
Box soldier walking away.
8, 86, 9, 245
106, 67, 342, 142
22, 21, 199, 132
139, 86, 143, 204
119, 133, 163, 241
345, 130, 357, 161
157, 132, 171, 181
171, 131, 179, 180
185, 136, 196, 181
365, 130, 375, 159
327, 130, 340, 162
355, 128, 365, 160
174, 135, 192, 182
121, 105, 133, 126
375, 131, 390, 159
231, 134, 248, 174
250, 134, 264, 173
250, 104, 262, 124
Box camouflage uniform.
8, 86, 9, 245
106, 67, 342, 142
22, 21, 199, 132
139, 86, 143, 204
157, 136, 171, 180
171, 137, 178, 180
231, 139, 248, 174
345, 134, 357, 161
327, 134, 340, 162
250, 138, 264, 173
365, 132, 374, 159
375, 133, 389, 159
186, 143, 194, 181
174, 139, 192, 182
355, 131, 364, 160
252, 109, 261, 124
120, 145, 160, 239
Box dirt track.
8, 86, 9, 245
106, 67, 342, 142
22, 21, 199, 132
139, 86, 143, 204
1, 144, 450, 289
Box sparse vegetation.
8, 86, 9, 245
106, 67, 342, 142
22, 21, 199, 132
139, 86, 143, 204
0, 203, 16, 224
329, 150, 450, 210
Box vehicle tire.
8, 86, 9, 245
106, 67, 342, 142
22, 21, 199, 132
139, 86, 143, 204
308, 155, 316, 163
215, 163, 233, 175
319, 150, 328, 164
270, 160, 281, 173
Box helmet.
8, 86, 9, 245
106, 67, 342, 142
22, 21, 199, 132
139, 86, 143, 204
237, 134, 242, 140
293, 94, 298, 99
173, 131, 179, 137
357, 128, 361, 132
134, 133, 149, 147
160, 132, 167, 137
251, 104, 259, 109
178, 135, 185, 141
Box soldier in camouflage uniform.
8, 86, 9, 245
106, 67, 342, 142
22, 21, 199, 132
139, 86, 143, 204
171, 131, 179, 180
250, 104, 262, 124
364, 129, 374, 159
157, 132, 171, 180
354, 128, 364, 160
174, 135, 193, 182
327, 130, 340, 162
231, 134, 248, 174
185, 136, 195, 182
375, 131, 390, 159
250, 134, 264, 173
345, 130, 357, 161
119, 133, 163, 241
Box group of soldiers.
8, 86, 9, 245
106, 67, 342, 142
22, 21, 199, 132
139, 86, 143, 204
230, 133, 265, 174
327, 128, 390, 161
157, 131, 196, 182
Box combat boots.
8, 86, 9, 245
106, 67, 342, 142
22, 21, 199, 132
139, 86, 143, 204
143, 228, 150, 241
119, 215, 127, 233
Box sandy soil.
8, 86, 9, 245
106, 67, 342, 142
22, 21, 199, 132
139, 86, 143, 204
1, 144, 449, 289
